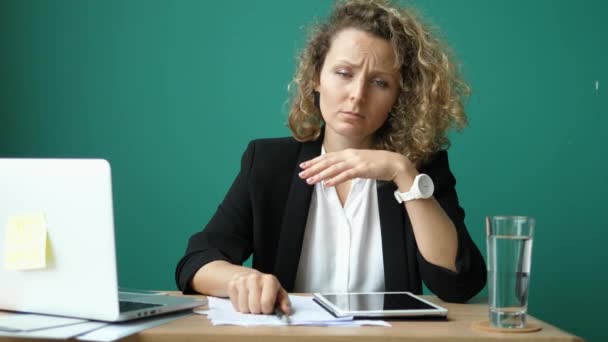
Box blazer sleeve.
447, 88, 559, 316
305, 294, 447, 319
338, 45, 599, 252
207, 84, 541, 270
415, 150, 487, 303
174, 141, 256, 293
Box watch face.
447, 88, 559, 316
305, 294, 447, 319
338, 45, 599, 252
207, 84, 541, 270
417, 174, 434, 198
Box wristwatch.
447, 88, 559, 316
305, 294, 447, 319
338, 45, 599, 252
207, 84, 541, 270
393, 174, 434, 203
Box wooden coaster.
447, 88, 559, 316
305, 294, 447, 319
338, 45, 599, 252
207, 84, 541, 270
471, 320, 542, 333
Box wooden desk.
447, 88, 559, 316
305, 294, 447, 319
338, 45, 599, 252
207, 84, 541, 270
0, 293, 584, 342
132, 293, 583, 342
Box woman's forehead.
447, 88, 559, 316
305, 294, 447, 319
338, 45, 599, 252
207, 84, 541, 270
325, 28, 398, 73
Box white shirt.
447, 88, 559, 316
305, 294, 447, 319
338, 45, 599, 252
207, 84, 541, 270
293, 147, 385, 293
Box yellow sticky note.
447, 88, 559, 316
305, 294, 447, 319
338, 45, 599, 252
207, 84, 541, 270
3, 213, 48, 270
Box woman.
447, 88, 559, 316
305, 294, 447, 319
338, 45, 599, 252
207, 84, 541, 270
175, 0, 486, 315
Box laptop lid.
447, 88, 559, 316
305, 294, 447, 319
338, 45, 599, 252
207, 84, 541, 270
0, 159, 197, 321
0, 158, 121, 320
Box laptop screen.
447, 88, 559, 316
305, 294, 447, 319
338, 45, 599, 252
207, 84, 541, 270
0, 159, 121, 321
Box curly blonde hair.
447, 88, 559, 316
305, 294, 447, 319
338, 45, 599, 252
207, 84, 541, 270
287, 0, 469, 164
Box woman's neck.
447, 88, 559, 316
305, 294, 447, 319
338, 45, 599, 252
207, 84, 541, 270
322, 130, 372, 153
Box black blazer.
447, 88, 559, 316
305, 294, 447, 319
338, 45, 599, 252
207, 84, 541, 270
175, 137, 486, 303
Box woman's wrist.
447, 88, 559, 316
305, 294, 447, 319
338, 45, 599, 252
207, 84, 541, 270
392, 155, 418, 192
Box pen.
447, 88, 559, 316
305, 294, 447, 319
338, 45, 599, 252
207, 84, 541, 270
274, 307, 292, 325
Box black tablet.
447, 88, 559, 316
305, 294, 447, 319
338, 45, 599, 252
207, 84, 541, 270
313, 292, 448, 318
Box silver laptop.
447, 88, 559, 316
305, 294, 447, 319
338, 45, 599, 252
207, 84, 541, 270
0, 158, 205, 322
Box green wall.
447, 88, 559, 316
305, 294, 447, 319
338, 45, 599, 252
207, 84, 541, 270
1, 1, 606, 340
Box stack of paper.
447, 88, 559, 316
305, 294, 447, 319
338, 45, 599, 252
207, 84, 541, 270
0, 313, 107, 339
196, 295, 390, 327
76, 311, 191, 341
0, 311, 190, 341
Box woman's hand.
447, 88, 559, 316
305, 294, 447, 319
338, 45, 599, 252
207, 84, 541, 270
226, 270, 292, 315
299, 149, 417, 189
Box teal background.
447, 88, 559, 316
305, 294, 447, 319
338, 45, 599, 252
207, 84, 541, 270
1, 1, 606, 340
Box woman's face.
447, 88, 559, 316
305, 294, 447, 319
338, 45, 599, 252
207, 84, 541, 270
315, 28, 400, 143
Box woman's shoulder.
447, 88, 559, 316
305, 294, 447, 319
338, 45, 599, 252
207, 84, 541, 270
242, 136, 301, 165
422, 150, 449, 166
249, 136, 299, 149
418, 149, 458, 187
243, 137, 313, 179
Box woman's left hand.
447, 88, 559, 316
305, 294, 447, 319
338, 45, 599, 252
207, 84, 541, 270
298, 149, 417, 188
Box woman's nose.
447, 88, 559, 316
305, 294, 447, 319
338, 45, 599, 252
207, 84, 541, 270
349, 78, 366, 103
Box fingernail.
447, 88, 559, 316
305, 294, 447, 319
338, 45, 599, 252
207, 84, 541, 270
306, 177, 314, 184
298, 171, 305, 178
300, 162, 306, 168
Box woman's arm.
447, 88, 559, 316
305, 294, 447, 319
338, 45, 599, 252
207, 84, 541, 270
299, 148, 486, 302
393, 175, 458, 272
176, 140, 292, 314
192, 260, 291, 314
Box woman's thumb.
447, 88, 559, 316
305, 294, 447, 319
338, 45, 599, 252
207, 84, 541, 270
277, 287, 292, 315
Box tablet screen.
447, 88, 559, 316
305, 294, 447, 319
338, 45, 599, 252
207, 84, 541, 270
322, 292, 436, 311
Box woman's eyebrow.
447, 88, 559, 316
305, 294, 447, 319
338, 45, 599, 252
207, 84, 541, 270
333, 60, 396, 76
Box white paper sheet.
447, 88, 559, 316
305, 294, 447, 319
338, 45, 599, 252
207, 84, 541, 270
0, 313, 88, 332
197, 295, 390, 327
0, 320, 107, 339
77, 310, 192, 342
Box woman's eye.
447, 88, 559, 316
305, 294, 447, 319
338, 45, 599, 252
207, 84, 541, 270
335, 70, 352, 78
372, 79, 389, 88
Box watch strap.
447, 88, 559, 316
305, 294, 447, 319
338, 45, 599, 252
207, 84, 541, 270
393, 189, 421, 203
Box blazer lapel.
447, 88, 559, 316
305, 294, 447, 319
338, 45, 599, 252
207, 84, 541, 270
274, 139, 321, 291
377, 181, 409, 291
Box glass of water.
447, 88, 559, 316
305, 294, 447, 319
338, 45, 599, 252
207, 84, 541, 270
486, 216, 534, 328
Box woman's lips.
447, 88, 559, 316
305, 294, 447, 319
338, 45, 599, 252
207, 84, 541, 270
340, 111, 363, 118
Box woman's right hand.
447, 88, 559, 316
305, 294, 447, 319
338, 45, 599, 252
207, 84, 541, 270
226, 270, 292, 315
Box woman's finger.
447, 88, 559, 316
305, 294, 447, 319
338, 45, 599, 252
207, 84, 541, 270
246, 273, 262, 314
300, 151, 355, 180
259, 275, 280, 314
305, 161, 351, 185
299, 154, 326, 169
227, 276, 240, 312
299, 155, 340, 179
277, 287, 292, 315
236, 277, 250, 313
324, 167, 359, 187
